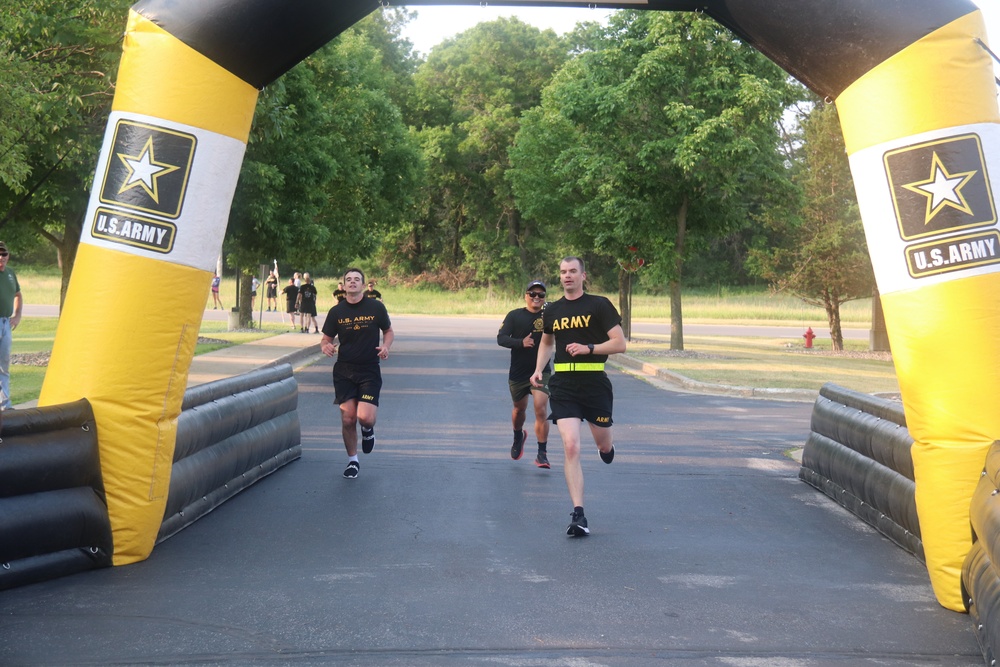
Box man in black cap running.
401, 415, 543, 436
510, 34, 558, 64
497, 280, 551, 468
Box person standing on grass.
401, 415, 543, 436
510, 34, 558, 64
497, 280, 552, 469
297, 273, 319, 333
0, 242, 22, 410
265, 269, 279, 311
210, 274, 223, 310
531, 256, 626, 537
283, 277, 299, 330
321, 268, 393, 480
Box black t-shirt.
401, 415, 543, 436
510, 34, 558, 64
283, 284, 299, 308
542, 293, 621, 365
497, 306, 550, 381
322, 297, 392, 366
365, 289, 382, 300
299, 283, 317, 304
333, 288, 346, 302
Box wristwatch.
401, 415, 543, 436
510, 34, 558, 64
587, 343, 595, 354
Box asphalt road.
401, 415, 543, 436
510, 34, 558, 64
0, 316, 979, 666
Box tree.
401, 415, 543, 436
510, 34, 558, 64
0, 1, 131, 306
748, 101, 873, 350
224, 18, 423, 325
403, 18, 567, 286
510, 11, 796, 348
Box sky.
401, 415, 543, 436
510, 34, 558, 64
399, 2, 1000, 76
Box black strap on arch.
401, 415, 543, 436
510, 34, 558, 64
132, 0, 979, 97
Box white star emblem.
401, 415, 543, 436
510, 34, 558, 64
116, 136, 180, 203
902, 152, 976, 224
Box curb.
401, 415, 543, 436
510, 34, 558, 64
262, 343, 323, 371
610, 353, 819, 403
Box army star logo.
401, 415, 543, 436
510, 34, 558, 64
99, 120, 196, 219
883, 134, 996, 241
901, 152, 975, 223
116, 136, 180, 204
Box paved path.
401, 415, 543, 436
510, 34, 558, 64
0, 316, 978, 666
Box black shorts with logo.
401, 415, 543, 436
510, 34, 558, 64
333, 362, 383, 406
547, 371, 613, 427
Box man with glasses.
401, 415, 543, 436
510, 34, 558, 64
497, 280, 552, 468
531, 257, 626, 537
0, 242, 22, 410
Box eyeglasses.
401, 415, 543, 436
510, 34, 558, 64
526, 292, 545, 299
0, 252, 9, 257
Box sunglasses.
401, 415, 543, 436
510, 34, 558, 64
526, 292, 546, 299
0, 252, 9, 257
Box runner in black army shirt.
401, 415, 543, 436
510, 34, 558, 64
321, 268, 394, 480
497, 280, 552, 468
531, 256, 626, 536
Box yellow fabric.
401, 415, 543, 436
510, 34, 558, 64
40, 245, 206, 564
113, 10, 258, 142
837, 10, 999, 611
838, 12, 995, 154
553, 363, 606, 372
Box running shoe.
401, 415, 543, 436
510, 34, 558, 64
535, 451, 550, 469
343, 461, 360, 479
511, 429, 527, 460
567, 509, 590, 537
600, 444, 615, 464
361, 427, 375, 454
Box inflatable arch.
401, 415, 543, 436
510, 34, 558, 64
38, 0, 997, 612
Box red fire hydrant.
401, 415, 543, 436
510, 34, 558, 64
803, 327, 816, 349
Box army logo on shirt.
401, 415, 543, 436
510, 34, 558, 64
884, 133, 995, 241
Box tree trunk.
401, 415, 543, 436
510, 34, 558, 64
48, 215, 82, 313
618, 269, 631, 340
670, 195, 689, 351
237, 270, 254, 328
870, 286, 890, 352
825, 291, 844, 351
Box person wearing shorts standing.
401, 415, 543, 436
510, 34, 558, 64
531, 256, 626, 537
321, 268, 394, 480
497, 280, 551, 468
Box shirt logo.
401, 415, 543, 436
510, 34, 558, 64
884, 133, 996, 241
99, 120, 196, 219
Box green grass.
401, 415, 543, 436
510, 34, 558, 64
11, 267, 892, 404
626, 334, 898, 396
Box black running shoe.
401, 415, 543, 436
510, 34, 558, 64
343, 461, 360, 479
361, 427, 375, 454
535, 451, 550, 469
511, 429, 526, 460
567, 510, 590, 537
600, 444, 615, 464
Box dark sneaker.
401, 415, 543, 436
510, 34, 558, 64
361, 427, 375, 454
600, 444, 615, 464
535, 451, 550, 469
343, 461, 360, 479
567, 510, 590, 537
511, 430, 527, 460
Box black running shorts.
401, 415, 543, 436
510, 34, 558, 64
547, 371, 614, 427
333, 362, 383, 406
509, 370, 550, 402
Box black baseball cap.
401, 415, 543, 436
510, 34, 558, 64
526, 280, 545, 292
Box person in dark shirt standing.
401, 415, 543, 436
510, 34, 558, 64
365, 280, 382, 301
531, 256, 626, 537
333, 282, 346, 303
497, 280, 551, 468
297, 272, 319, 333
321, 268, 394, 480
282, 278, 299, 330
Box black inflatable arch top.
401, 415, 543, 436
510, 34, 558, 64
131, 0, 979, 98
